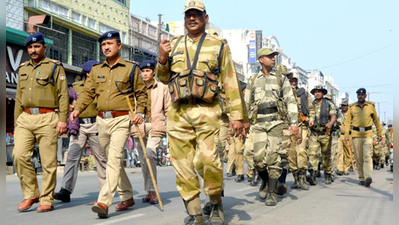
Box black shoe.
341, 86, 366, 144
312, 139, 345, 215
226, 173, 232, 177
381, 163, 384, 169
306, 170, 316, 186
376, 165, 380, 170
250, 169, 260, 186
316, 170, 321, 178
276, 182, 287, 196
365, 177, 372, 187
202, 202, 211, 216
343, 172, 349, 175
53, 188, 71, 202
325, 173, 332, 185
359, 181, 365, 186
235, 174, 244, 182
247, 175, 253, 182
336, 171, 344, 176
232, 168, 236, 176
265, 178, 278, 206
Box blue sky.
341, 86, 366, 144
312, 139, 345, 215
130, 0, 396, 123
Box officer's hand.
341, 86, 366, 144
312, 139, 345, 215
70, 110, 80, 123
325, 122, 333, 129
297, 133, 303, 145
159, 39, 171, 64
344, 137, 350, 143
229, 120, 243, 137
378, 136, 382, 142
290, 125, 299, 136
243, 122, 250, 136
56, 122, 67, 136
131, 114, 144, 124
309, 121, 314, 128
226, 134, 231, 141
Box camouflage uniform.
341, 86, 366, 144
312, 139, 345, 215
372, 125, 384, 169
156, 32, 245, 207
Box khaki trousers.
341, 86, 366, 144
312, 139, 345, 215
336, 136, 352, 173
61, 123, 107, 193
226, 137, 236, 174
309, 133, 332, 174
230, 136, 245, 175
96, 115, 133, 206
330, 133, 339, 172
244, 130, 254, 178
134, 123, 161, 192
352, 137, 373, 182
13, 112, 58, 205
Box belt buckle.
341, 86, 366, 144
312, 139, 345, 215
30, 108, 40, 115
83, 118, 90, 124
359, 127, 365, 132
103, 111, 113, 119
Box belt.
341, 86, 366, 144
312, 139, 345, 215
257, 115, 278, 123
311, 129, 327, 135
257, 107, 278, 115
352, 126, 372, 132
79, 117, 96, 124
24, 107, 55, 115
179, 98, 207, 105
98, 111, 129, 119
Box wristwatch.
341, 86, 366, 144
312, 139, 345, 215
137, 113, 144, 119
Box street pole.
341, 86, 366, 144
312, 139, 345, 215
157, 14, 163, 54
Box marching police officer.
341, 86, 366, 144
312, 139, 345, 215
245, 48, 299, 206
54, 60, 107, 203
307, 86, 337, 185
336, 100, 352, 175
70, 31, 147, 218
345, 88, 381, 187
157, 0, 247, 224
13, 32, 69, 212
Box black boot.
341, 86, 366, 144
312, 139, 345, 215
306, 169, 317, 186
202, 202, 211, 216
299, 170, 309, 190
265, 178, 278, 206
291, 170, 299, 189
53, 188, 71, 202
277, 168, 287, 196
258, 170, 269, 200
209, 200, 224, 225
185, 215, 205, 225
232, 168, 236, 176
247, 175, 253, 183
325, 173, 332, 185
235, 174, 244, 182
250, 169, 260, 186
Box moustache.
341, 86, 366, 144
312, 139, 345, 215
189, 22, 198, 25
30, 53, 38, 56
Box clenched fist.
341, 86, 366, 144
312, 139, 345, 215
159, 39, 171, 64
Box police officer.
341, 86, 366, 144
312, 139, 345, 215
288, 71, 314, 190
54, 60, 107, 203
336, 100, 352, 175
157, 0, 247, 223
345, 88, 381, 187
70, 31, 147, 218
245, 48, 299, 206
13, 32, 69, 212
132, 59, 171, 205
324, 93, 340, 182
307, 86, 337, 185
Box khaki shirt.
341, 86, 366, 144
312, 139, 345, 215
313, 99, 337, 130
156, 34, 246, 121
73, 80, 98, 118
14, 57, 69, 124
345, 101, 381, 138
245, 70, 298, 130
74, 57, 147, 114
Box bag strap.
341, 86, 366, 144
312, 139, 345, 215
52, 63, 58, 85
130, 64, 137, 92
214, 41, 225, 74
171, 35, 184, 56
185, 33, 207, 71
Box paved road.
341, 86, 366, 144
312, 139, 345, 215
6, 165, 393, 225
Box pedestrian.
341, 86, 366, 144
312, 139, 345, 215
344, 88, 381, 187
13, 32, 69, 212
244, 47, 299, 206
131, 59, 170, 205
287, 71, 314, 190
54, 60, 107, 203
70, 30, 147, 218
336, 100, 352, 176
156, 0, 247, 223
307, 85, 337, 185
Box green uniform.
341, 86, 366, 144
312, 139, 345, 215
75, 57, 147, 207
156, 33, 246, 204
345, 101, 381, 183
13, 57, 69, 206
244, 70, 298, 179
309, 99, 336, 176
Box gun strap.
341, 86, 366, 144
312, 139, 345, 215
185, 33, 207, 71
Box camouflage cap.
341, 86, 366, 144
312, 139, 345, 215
311, 85, 328, 95
324, 93, 333, 100
184, 0, 206, 13
340, 99, 349, 106
291, 70, 299, 80
257, 47, 278, 59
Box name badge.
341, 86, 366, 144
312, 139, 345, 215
98, 75, 105, 79
21, 74, 27, 76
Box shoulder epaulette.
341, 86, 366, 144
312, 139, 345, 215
51, 60, 62, 65
367, 101, 375, 106
19, 62, 26, 68
349, 103, 356, 107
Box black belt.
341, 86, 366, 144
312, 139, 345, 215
79, 117, 96, 124
352, 126, 372, 132
311, 129, 327, 135
179, 98, 207, 105
257, 115, 278, 122
257, 107, 278, 115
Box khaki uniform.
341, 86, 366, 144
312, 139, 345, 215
329, 102, 340, 175
13, 57, 69, 205
75, 57, 147, 206
244, 129, 254, 178
309, 99, 336, 175
226, 136, 245, 175
156, 34, 246, 202
336, 111, 352, 174
60, 81, 107, 194
345, 101, 381, 182
244, 70, 298, 179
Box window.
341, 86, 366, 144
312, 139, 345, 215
39, 0, 69, 19
113, 0, 126, 5
72, 11, 81, 24
122, 32, 127, 44
99, 22, 114, 34
88, 18, 96, 30
40, 23, 69, 64
82, 15, 87, 26
72, 31, 97, 67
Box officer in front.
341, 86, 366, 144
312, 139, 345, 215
70, 31, 147, 218
13, 32, 69, 213
344, 88, 381, 187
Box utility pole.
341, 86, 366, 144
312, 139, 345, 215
157, 14, 163, 55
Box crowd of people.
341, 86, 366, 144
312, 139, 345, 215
11, 0, 393, 224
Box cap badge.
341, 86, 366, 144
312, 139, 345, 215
189, 1, 195, 6
32, 37, 37, 42
107, 33, 112, 37
147, 63, 151, 67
